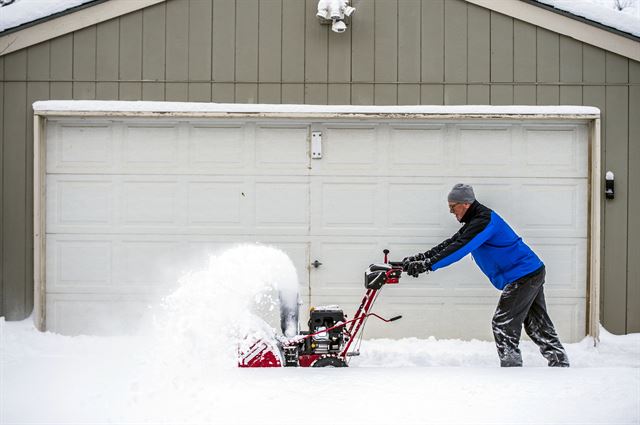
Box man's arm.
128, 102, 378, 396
428, 213, 494, 271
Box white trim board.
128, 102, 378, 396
33, 101, 601, 118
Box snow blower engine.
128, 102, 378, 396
238, 249, 404, 368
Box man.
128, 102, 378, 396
403, 183, 569, 367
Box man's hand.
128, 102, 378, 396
406, 259, 432, 278
402, 252, 426, 271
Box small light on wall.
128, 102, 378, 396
605, 171, 615, 200
317, 0, 356, 33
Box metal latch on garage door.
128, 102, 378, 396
312, 131, 322, 159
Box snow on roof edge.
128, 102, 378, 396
32, 101, 601, 117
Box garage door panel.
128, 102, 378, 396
46, 238, 113, 292
546, 299, 586, 343
46, 293, 153, 336
188, 125, 245, 169
322, 126, 378, 170
187, 181, 244, 226
388, 182, 444, 228
310, 240, 380, 297
46, 177, 114, 229
49, 175, 313, 235
457, 125, 513, 167
122, 181, 180, 225
255, 180, 309, 229
523, 125, 587, 176
47, 123, 114, 172
255, 126, 309, 170
530, 239, 587, 296
116, 240, 184, 287
516, 182, 587, 236
123, 124, 181, 168
389, 125, 446, 168
315, 180, 380, 230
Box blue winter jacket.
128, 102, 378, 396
426, 201, 543, 290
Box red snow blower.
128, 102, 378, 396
238, 249, 403, 368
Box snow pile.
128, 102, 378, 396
2, 318, 639, 424
536, 0, 640, 36
0, 0, 96, 33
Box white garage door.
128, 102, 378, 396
43, 115, 588, 341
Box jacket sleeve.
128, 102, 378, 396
429, 212, 495, 271
424, 234, 460, 258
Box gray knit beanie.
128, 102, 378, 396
448, 183, 476, 203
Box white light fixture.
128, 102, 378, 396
317, 0, 355, 33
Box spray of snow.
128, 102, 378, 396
118, 244, 301, 421
150, 244, 299, 369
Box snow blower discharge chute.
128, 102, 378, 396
238, 250, 404, 368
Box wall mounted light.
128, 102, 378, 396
317, 0, 356, 33
605, 171, 615, 200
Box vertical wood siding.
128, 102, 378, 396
0, 0, 638, 334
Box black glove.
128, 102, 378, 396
406, 259, 432, 278
402, 252, 426, 271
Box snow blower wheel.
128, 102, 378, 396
312, 357, 347, 367
238, 249, 404, 368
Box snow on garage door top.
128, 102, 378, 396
33, 101, 601, 118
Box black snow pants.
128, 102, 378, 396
492, 266, 570, 367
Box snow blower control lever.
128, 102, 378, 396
238, 249, 404, 368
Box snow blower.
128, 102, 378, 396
238, 249, 403, 368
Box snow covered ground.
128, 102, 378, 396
1, 245, 639, 424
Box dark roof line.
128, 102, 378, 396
521, 0, 640, 42
0, 0, 109, 36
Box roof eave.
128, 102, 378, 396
0, 0, 165, 57
467, 0, 639, 62
521, 0, 640, 43
0, 0, 108, 37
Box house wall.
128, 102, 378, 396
1, 0, 638, 334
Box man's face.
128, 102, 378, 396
448, 202, 470, 222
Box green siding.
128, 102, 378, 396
212, 0, 236, 102
629, 61, 640, 333
374, 0, 398, 105
166, 0, 189, 101
281, 0, 304, 104
142, 5, 166, 101
351, 0, 374, 105
235, 0, 259, 103
73, 26, 97, 99
119, 11, 143, 100
259, 0, 282, 104
3, 50, 28, 319
604, 53, 630, 335
188, 0, 212, 102
398, 0, 421, 105
97, 19, 120, 100
0, 0, 638, 334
